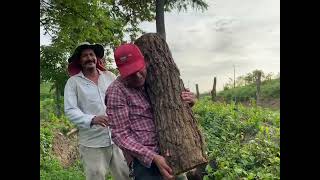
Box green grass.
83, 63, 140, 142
41, 82, 54, 99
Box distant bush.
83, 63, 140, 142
216, 78, 280, 102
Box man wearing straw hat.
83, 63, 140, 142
64, 42, 130, 180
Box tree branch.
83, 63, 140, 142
40, 20, 54, 38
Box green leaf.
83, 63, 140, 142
234, 167, 243, 174
203, 175, 210, 180
248, 173, 255, 180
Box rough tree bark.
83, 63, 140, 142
135, 33, 208, 175
156, 0, 166, 40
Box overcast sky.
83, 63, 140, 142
40, 0, 280, 93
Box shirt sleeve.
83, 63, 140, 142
64, 78, 95, 128
106, 85, 156, 167
108, 71, 117, 80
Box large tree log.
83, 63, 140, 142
135, 33, 208, 175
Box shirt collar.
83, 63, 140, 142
75, 69, 102, 78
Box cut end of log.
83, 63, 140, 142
174, 160, 208, 175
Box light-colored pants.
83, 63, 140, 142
79, 144, 131, 180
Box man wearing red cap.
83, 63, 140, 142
105, 43, 195, 180
64, 42, 130, 180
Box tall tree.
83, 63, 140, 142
40, 0, 209, 108
41, 0, 128, 51
156, 0, 166, 39
135, 33, 208, 175
252, 70, 265, 82
155, 0, 208, 40
40, 45, 68, 115
40, 0, 149, 105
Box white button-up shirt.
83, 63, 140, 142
64, 70, 116, 147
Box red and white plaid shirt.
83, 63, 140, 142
105, 77, 159, 168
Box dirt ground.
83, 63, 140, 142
52, 131, 80, 167
241, 98, 280, 110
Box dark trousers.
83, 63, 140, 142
132, 158, 163, 180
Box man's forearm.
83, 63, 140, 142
65, 108, 95, 128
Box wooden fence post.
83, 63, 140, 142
211, 77, 217, 101
256, 71, 262, 105
196, 84, 200, 99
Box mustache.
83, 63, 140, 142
84, 60, 95, 65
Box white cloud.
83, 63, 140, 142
138, 0, 280, 93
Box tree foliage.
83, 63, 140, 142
40, 0, 209, 101
224, 70, 277, 90
40, 45, 68, 95
40, 0, 128, 52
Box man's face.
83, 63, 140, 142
79, 49, 97, 70
123, 67, 147, 88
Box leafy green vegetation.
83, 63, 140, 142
40, 125, 85, 180
194, 97, 280, 180
41, 77, 280, 180
40, 96, 84, 180
41, 84, 114, 180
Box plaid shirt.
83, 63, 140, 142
105, 77, 159, 168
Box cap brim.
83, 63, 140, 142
118, 59, 145, 78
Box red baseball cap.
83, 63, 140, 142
114, 43, 145, 78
